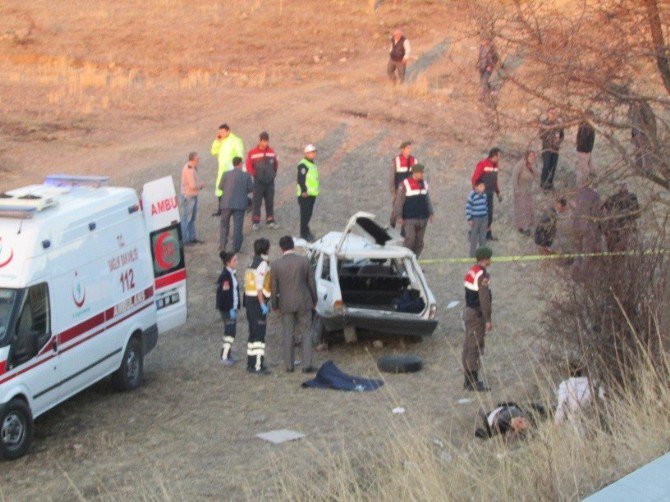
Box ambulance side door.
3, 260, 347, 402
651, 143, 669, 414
141, 177, 187, 334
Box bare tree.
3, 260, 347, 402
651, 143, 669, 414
469, 0, 670, 354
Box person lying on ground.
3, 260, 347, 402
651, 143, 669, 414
475, 402, 548, 441
555, 360, 605, 425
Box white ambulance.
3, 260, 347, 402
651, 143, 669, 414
0, 175, 187, 460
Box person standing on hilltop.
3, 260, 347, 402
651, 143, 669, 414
539, 108, 564, 191
389, 140, 418, 228
476, 37, 499, 100
394, 163, 434, 258
211, 123, 244, 216
216, 251, 240, 366
462, 246, 494, 392
246, 131, 279, 230
576, 120, 596, 186
471, 148, 503, 241
465, 180, 489, 258
180, 151, 204, 245
271, 236, 318, 374
296, 144, 320, 242
387, 28, 410, 84
219, 157, 253, 253
244, 239, 272, 375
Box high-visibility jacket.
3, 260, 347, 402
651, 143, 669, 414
296, 159, 320, 197
211, 133, 244, 197
244, 255, 271, 299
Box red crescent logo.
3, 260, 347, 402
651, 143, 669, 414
73, 291, 86, 308
0, 248, 13, 268
72, 272, 86, 308
155, 232, 179, 270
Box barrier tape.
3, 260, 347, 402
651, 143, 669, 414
418, 248, 668, 265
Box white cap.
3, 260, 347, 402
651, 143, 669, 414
304, 144, 317, 153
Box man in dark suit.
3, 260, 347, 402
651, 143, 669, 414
219, 156, 253, 252
271, 235, 318, 373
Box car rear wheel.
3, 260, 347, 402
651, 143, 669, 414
0, 398, 34, 460
111, 337, 143, 391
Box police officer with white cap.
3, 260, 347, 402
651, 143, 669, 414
296, 144, 320, 241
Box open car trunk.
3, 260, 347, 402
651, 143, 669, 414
337, 257, 427, 314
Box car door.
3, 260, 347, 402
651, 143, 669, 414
4, 283, 59, 417
314, 252, 339, 316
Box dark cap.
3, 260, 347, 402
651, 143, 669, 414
259, 131, 269, 141
411, 163, 425, 173
475, 246, 493, 261
400, 140, 412, 149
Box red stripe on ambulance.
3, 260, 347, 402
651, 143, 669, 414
155, 268, 186, 290
0, 289, 155, 385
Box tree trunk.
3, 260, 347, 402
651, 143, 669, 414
644, 0, 670, 96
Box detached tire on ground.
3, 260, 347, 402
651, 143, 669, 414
377, 354, 423, 374
111, 337, 144, 391
0, 398, 34, 460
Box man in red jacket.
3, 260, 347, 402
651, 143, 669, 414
246, 131, 278, 230
471, 148, 503, 240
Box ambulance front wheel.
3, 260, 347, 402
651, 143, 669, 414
0, 398, 34, 460
111, 336, 144, 391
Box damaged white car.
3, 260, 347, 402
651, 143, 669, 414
300, 212, 438, 338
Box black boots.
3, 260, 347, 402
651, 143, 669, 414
464, 371, 490, 392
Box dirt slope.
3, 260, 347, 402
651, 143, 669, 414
0, 1, 569, 498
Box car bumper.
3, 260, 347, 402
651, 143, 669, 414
320, 311, 438, 337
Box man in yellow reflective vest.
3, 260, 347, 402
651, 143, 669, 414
211, 123, 244, 216
296, 144, 320, 241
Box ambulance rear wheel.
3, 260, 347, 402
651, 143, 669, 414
0, 398, 34, 460
111, 337, 143, 391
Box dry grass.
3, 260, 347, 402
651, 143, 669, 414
274, 346, 670, 500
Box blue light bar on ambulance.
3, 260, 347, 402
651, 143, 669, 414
44, 175, 110, 188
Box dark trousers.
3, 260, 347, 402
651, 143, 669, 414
462, 307, 486, 373
541, 151, 559, 189
298, 196, 316, 239
252, 181, 275, 224
219, 310, 236, 360
245, 298, 267, 371
387, 59, 406, 83
220, 208, 245, 252
281, 310, 313, 371
402, 218, 428, 257
485, 191, 494, 231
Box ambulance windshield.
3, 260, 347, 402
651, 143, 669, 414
0, 288, 18, 344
